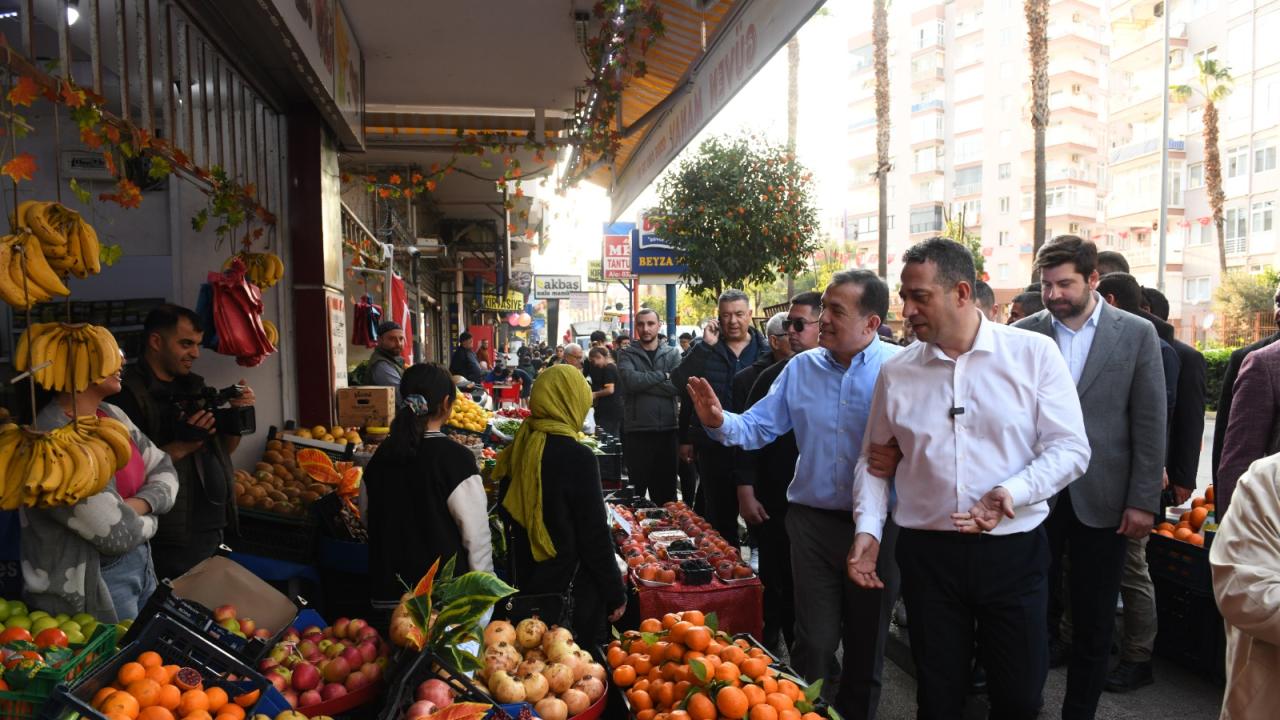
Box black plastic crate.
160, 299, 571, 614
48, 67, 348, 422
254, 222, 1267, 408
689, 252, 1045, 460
1152, 577, 1226, 682
232, 506, 320, 563
1147, 533, 1213, 592
41, 614, 278, 720
380, 649, 511, 720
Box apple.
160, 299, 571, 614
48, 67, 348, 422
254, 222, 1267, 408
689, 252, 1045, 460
292, 662, 320, 692
273, 666, 293, 683
298, 640, 319, 659
318, 638, 334, 653
406, 700, 437, 720
258, 658, 279, 673
281, 689, 298, 709
356, 625, 380, 643
219, 618, 241, 634
346, 618, 368, 638
321, 683, 348, 701
338, 646, 362, 670
345, 670, 370, 692
360, 661, 382, 683
332, 617, 351, 639
239, 617, 256, 636
302, 625, 324, 637
298, 689, 322, 708
213, 605, 237, 623
254, 628, 273, 639
269, 644, 291, 664
325, 642, 347, 659
375, 656, 389, 670
322, 657, 350, 684
266, 672, 288, 693
282, 629, 301, 643
356, 640, 378, 665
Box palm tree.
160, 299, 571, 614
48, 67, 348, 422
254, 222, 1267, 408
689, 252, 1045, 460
1172, 58, 1234, 274
1026, 0, 1049, 279
873, 0, 890, 281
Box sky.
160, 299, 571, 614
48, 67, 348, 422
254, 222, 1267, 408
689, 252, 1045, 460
529, 1, 851, 299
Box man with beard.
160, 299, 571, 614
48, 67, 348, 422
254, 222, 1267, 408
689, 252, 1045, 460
618, 309, 683, 503
687, 274, 900, 720
673, 289, 767, 541
735, 291, 822, 653
1016, 236, 1165, 719
366, 321, 407, 401
1212, 282, 1280, 501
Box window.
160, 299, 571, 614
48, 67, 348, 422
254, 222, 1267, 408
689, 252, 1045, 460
850, 45, 874, 72
910, 206, 944, 234
955, 102, 983, 133
1263, 77, 1280, 120
955, 135, 984, 163
998, 162, 1012, 179
1254, 200, 1275, 232
961, 199, 982, 218
847, 214, 895, 240
1227, 145, 1250, 179
914, 147, 937, 172
998, 231, 1010, 246
999, 196, 1011, 213
1000, 27, 1013, 46
1226, 207, 1248, 253
1188, 162, 1204, 188
998, 264, 1010, 282
1193, 46, 1218, 67
1196, 222, 1213, 246
1183, 276, 1212, 304
1256, 145, 1277, 173
1258, 12, 1280, 68
955, 166, 983, 195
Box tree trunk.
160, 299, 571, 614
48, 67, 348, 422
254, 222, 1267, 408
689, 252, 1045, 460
786, 36, 799, 298
1027, 0, 1050, 282
873, 0, 890, 281
1202, 101, 1228, 274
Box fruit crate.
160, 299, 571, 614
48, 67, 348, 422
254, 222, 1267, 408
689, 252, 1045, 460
380, 648, 509, 720
232, 506, 321, 564
1147, 533, 1213, 592
39, 613, 279, 720
1152, 577, 1226, 682
272, 425, 358, 460
0, 624, 116, 720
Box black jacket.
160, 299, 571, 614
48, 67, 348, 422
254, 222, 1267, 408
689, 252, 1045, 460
672, 327, 768, 444
617, 342, 682, 432
1212, 332, 1280, 483
733, 356, 797, 514
1167, 338, 1206, 491
450, 345, 485, 383
113, 361, 237, 546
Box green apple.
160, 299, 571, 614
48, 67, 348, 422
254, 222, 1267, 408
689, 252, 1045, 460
64, 629, 86, 645
6, 615, 31, 630
31, 617, 60, 634
6, 600, 27, 617
81, 620, 99, 638
0, 603, 10, 622
27, 611, 48, 622
59, 620, 81, 635
54, 613, 69, 624
71, 613, 95, 627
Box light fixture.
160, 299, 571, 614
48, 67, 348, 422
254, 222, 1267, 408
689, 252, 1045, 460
66, 0, 80, 26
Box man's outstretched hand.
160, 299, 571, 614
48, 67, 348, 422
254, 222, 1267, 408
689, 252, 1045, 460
847, 533, 883, 589
686, 376, 725, 430
952, 486, 1015, 534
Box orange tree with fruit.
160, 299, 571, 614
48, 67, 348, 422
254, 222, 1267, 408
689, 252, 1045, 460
605, 611, 828, 720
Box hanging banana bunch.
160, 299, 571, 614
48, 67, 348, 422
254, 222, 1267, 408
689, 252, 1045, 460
0, 232, 71, 309
12, 201, 102, 279
0, 415, 132, 509
13, 323, 123, 393
262, 319, 279, 348
223, 252, 284, 289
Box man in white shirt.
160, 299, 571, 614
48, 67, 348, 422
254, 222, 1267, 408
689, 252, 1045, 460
849, 238, 1091, 719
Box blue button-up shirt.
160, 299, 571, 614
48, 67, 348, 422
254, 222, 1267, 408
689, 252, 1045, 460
1050, 292, 1104, 384
707, 338, 900, 512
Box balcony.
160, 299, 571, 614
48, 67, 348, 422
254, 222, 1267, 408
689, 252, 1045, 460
954, 182, 983, 197
912, 66, 945, 83
1048, 21, 1104, 45
1109, 138, 1186, 164
1040, 127, 1098, 150
1048, 93, 1097, 114
1046, 58, 1100, 80
911, 99, 945, 113
848, 116, 876, 132
1111, 22, 1189, 66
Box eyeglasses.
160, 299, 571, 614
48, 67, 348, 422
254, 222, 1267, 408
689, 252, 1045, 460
785, 318, 819, 332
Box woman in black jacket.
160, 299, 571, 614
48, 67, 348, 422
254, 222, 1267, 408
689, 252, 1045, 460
367, 364, 492, 621
496, 364, 626, 645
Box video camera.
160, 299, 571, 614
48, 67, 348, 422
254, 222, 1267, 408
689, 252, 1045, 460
168, 384, 256, 437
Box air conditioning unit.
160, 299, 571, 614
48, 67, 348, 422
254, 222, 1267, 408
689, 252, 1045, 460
414, 237, 447, 256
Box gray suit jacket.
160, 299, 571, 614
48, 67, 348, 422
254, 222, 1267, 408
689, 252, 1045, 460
1016, 301, 1167, 527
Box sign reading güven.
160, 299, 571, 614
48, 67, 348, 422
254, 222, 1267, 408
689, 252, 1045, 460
533, 275, 584, 299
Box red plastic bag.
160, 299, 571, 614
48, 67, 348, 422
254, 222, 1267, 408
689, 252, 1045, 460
208, 258, 274, 367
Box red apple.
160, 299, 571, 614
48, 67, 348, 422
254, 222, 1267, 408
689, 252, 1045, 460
302, 625, 324, 637
357, 640, 378, 664
360, 661, 382, 683
297, 640, 319, 659
298, 689, 322, 708
281, 689, 298, 708
213, 604, 237, 623
292, 661, 320, 692
356, 625, 380, 643
322, 657, 350, 684
344, 670, 370, 692
346, 619, 368, 638
341, 646, 364, 670
321, 683, 348, 701
258, 657, 279, 673
266, 672, 288, 693
332, 617, 351, 639
238, 617, 256, 636
254, 628, 273, 639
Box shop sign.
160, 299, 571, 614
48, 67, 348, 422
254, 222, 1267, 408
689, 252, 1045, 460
533, 275, 583, 299
481, 290, 525, 313
587, 260, 605, 284
510, 270, 534, 295
327, 293, 348, 389
603, 222, 635, 279
568, 293, 591, 311
609, 0, 825, 220
267, 0, 365, 149
633, 211, 687, 280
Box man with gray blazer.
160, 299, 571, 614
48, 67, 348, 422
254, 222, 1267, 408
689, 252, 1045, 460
1016, 236, 1167, 720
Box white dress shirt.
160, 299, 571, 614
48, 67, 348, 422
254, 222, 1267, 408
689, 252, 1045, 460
1050, 292, 1104, 384
853, 313, 1091, 540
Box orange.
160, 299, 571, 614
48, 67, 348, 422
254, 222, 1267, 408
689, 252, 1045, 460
608, 646, 628, 667
759, 676, 779, 694
674, 681, 693, 700
634, 679, 651, 693
655, 681, 676, 708
714, 662, 741, 684
750, 705, 779, 720
614, 665, 637, 687
138, 651, 164, 668
139, 708, 175, 720
1189, 533, 1205, 547
682, 610, 706, 627
629, 689, 653, 711
215, 714, 242, 720
779, 710, 802, 720
1157, 529, 1175, 538
669, 621, 693, 644
640, 618, 664, 633
1206, 485, 1215, 503
1191, 497, 1205, 509
661, 661, 680, 681
687, 693, 717, 720
125, 679, 162, 709
181, 711, 212, 720
204, 688, 228, 713
1190, 507, 1209, 530
748, 648, 765, 659
94, 686, 120, 709
670, 711, 691, 720
742, 684, 767, 707
178, 689, 209, 717
648, 666, 663, 683
630, 638, 652, 656
1174, 527, 1194, 541
630, 653, 654, 675
766, 693, 794, 713
740, 658, 769, 681
715, 686, 749, 719
720, 646, 747, 667
101, 691, 141, 720
684, 627, 711, 652
163, 666, 181, 683
636, 711, 656, 720
118, 662, 147, 687
145, 666, 170, 685
777, 680, 802, 702
706, 641, 724, 657
157, 686, 182, 712
802, 714, 823, 720
665, 643, 686, 662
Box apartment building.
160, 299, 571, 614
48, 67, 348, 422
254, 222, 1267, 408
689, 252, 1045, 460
844, 0, 1109, 299
1104, 0, 1280, 341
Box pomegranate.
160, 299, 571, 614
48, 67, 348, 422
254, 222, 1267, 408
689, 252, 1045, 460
535, 697, 569, 720
522, 672, 549, 702
583, 663, 607, 683
545, 639, 576, 663
492, 674, 526, 703
406, 700, 437, 720
483, 619, 517, 647
516, 616, 548, 649
541, 626, 573, 654
416, 678, 454, 707
574, 676, 605, 703
524, 648, 548, 664
562, 688, 591, 716
517, 658, 546, 676
543, 663, 574, 694
485, 641, 522, 671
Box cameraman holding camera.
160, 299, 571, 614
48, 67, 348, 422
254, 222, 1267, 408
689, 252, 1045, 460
113, 305, 256, 580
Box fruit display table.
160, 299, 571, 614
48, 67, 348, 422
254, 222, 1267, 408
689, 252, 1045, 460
609, 503, 764, 639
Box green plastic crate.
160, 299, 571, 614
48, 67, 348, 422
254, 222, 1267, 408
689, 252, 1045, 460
0, 624, 117, 720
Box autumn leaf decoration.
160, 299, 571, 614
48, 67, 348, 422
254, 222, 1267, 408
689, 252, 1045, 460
1, 153, 36, 183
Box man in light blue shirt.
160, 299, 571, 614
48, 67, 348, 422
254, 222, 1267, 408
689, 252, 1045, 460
686, 270, 901, 720
1049, 284, 1103, 384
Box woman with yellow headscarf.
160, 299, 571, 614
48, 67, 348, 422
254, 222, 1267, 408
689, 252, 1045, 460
496, 364, 627, 643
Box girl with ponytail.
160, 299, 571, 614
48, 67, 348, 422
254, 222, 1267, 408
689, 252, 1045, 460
367, 363, 492, 619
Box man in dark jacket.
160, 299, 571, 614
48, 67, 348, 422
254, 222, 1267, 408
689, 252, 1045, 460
1211, 283, 1280, 492
672, 289, 767, 541
366, 321, 406, 401
618, 309, 683, 503
450, 331, 485, 383
114, 304, 254, 580
1141, 286, 1207, 506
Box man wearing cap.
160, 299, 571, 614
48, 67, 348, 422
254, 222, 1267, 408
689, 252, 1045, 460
368, 321, 407, 401
450, 331, 486, 384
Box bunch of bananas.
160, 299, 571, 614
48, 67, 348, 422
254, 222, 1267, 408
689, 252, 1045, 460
0, 232, 71, 309
262, 319, 279, 348
13, 323, 123, 393
0, 416, 131, 509
15, 201, 102, 279
223, 252, 284, 289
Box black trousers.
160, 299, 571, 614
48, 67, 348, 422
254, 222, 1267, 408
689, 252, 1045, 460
623, 430, 678, 504
756, 504, 795, 650
897, 526, 1050, 720
678, 458, 699, 507
1045, 492, 1129, 720
694, 442, 740, 542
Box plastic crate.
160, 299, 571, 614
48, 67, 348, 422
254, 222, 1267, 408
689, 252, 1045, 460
1147, 533, 1213, 592
0, 624, 116, 720
119, 581, 296, 665
381, 648, 510, 720
1152, 577, 1226, 682
39, 614, 277, 720
233, 506, 320, 564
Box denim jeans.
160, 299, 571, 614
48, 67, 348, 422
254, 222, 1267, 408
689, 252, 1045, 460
100, 543, 157, 621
